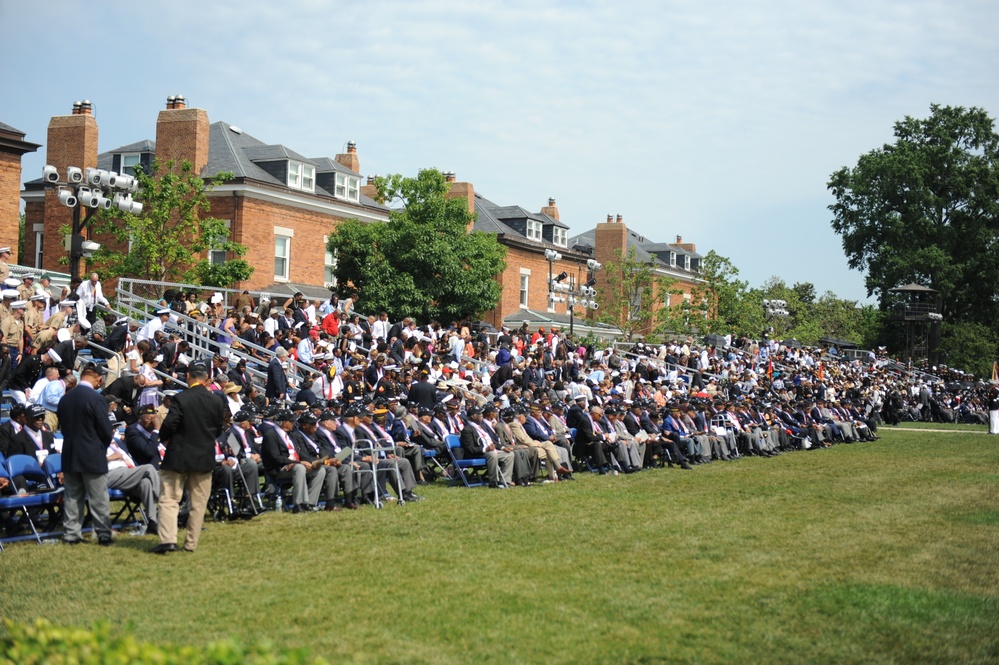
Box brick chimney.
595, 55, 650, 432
155, 95, 210, 175
674, 234, 696, 252
335, 141, 360, 173
594, 212, 628, 272
443, 171, 475, 219
540, 197, 559, 221
43, 100, 100, 276
360, 174, 380, 201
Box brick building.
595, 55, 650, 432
21, 97, 388, 297
0, 121, 40, 263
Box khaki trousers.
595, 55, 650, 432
158, 469, 213, 552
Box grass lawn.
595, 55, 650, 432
2, 429, 997, 664
883, 420, 989, 432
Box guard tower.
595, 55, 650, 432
889, 283, 942, 365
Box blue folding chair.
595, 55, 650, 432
1, 454, 63, 545
445, 434, 487, 488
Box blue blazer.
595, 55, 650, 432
58, 382, 114, 474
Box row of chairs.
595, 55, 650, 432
0, 451, 147, 550
444, 428, 589, 488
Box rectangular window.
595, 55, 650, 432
526, 220, 543, 241
520, 273, 530, 308
670, 252, 677, 268
323, 236, 337, 287
275, 235, 290, 280
33, 224, 43, 269
287, 161, 316, 193
120, 154, 141, 176
684, 255, 690, 271
335, 173, 360, 202
552, 227, 567, 247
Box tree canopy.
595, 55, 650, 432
91, 159, 252, 288
598, 246, 679, 341
327, 168, 507, 322
828, 104, 999, 325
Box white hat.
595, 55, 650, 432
0, 247, 10, 254
1, 289, 18, 299
155, 308, 171, 316
47, 349, 62, 363
58, 300, 75, 308
10, 300, 26, 310
57, 328, 72, 342
3, 278, 20, 288
29, 294, 46, 301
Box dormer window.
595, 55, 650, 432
552, 227, 568, 248
120, 153, 141, 176
335, 173, 360, 202
526, 219, 543, 241
683, 255, 690, 271
669, 252, 677, 268
288, 161, 316, 193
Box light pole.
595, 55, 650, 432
42, 162, 142, 277
762, 299, 789, 340
546, 249, 601, 339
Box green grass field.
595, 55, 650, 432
2, 429, 997, 664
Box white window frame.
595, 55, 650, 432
275, 234, 291, 281
323, 235, 338, 288
209, 219, 232, 266
335, 173, 360, 202
120, 153, 141, 176
684, 255, 690, 271
526, 220, 543, 242
670, 252, 677, 268
519, 268, 530, 308
287, 161, 316, 193
33, 223, 43, 269
552, 227, 567, 248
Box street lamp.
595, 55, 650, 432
42, 161, 142, 277
546, 250, 600, 338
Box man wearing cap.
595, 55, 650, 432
8, 404, 58, 459
153, 362, 228, 554
524, 403, 574, 475
355, 406, 422, 502
460, 405, 515, 487
261, 410, 332, 512
59, 365, 116, 545
213, 409, 263, 514
137, 308, 172, 344
2, 300, 26, 365
0, 247, 11, 283
125, 404, 163, 469
311, 410, 359, 509
509, 407, 571, 482
76, 272, 110, 324
24, 294, 47, 345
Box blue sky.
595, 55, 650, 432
3, 0, 997, 302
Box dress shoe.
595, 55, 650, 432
324, 503, 342, 512
63, 536, 84, 546
145, 521, 158, 537
402, 492, 423, 502
680, 462, 693, 470
98, 536, 113, 547
150, 543, 177, 555
556, 467, 572, 476
344, 502, 360, 510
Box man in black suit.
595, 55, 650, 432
104, 373, 147, 424
573, 404, 614, 474
125, 405, 162, 468
153, 362, 227, 554
58, 365, 115, 545
0, 403, 27, 457
265, 347, 289, 403
260, 410, 332, 512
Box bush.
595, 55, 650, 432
0, 618, 327, 665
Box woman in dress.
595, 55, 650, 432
138, 349, 163, 408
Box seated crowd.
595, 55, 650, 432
2, 278, 997, 544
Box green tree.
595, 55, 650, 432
91, 159, 252, 291
938, 321, 998, 378
690, 251, 758, 335
17, 212, 25, 263
327, 168, 507, 322
828, 104, 999, 325
598, 246, 679, 342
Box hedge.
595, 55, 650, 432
0, 619, 328, 665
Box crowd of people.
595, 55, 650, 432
2, 277, 998, 554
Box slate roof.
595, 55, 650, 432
473, 193, 569, 239
568, 228, 702, 273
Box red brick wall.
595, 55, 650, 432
0, 153, 22, 262
226, 195, 343, 292
155, 108, 209, 174
481, 244, 586, 327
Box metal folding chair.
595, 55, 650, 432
444, 434, 488, 488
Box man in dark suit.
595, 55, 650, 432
104, 373, 146, 424
8, 405, 58, 458
573, 404, 613, 473
265, 347, 289, 403
153, 362, 227, 554
0, 403, 27, 457
260, 410, 332, 512
58, 365, 115, 545
124, 404, 162, 468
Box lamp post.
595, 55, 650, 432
762, 299, 789, 340
42, 163, 142, 277
546, 249, 601, 339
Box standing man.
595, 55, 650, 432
153, 361, 227, 554
58, 365, 115, 545
76, 271, 111, 324
0, 246, 10, 283
266, 346, 290, 404
2, 300, 26, 365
